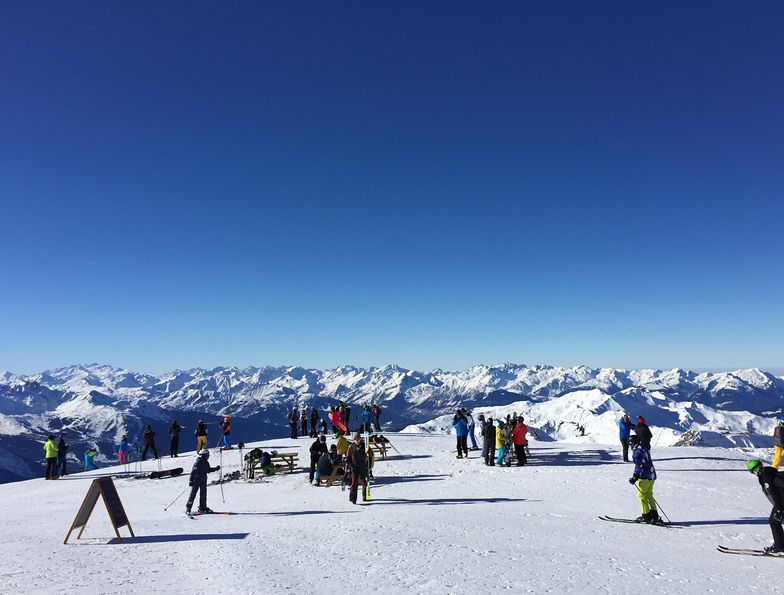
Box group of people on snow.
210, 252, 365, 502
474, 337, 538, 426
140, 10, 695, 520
475, 412, 528, 467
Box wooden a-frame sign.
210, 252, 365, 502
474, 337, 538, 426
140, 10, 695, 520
64, 477, 135, 544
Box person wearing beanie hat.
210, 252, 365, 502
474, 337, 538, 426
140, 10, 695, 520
168, 420, 181, 458
634, 416, 653, 452
345, 432, 369, 504
747, 459, 784, 554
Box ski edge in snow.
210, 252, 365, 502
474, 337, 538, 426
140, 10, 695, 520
716, 545, 784, 557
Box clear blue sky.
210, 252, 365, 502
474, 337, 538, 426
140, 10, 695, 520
1, 2, 783, 375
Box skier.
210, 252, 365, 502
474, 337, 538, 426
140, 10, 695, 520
634, 416, 653, 451
309, 434, 329, 483
169, 420, 181, 457
141, 425, 159, 460
773, 417, 784, 469
628, 435, 661, 524
466, 411, 478, 450
619, 414, 635, 462
511, 418, 528, 466
43, 435, 58, 480
452, 409, 469, 459
747, 459, 784, 554
219, 416, 232, 449
118, 434, 130, 465
185, 448, 220, 515
345, 433, 369, 504
84, 447, 97, 471
195, 419, 208, 453
56, 434, 69, 476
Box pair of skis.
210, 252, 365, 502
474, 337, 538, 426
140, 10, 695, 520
598, 516, 673, 527
717, 545, 784, 558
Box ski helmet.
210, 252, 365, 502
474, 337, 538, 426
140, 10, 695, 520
747, 459, 763, 474
199, 448, 210, 457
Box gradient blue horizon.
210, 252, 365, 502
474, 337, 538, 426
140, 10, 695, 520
1, 2, 783, 376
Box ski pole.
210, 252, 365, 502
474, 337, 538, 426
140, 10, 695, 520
218, 449, 225, 502
164, 485, 190, 510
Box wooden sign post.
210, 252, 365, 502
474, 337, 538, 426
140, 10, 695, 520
64, 477, 135, 544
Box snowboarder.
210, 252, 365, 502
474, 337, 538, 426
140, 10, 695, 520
169, 420, 181, 457
43, 435, 58, 479
345, 433, 369, 504
195, 419, 208, 453
628, 435, 660, 524
56, 434, 69, 476
511, 418, 528, 466
634, 416, 653, 451
141, 425, 159, 460
773, 417, 784, 469
118, 434, 130, 465
186, 448, 220, 515
452, 409, 469, 459
747, 459, 784, 554
309, 434, 329, 483
219, 416, 232, 449
619, 414, 635, 462
84, 447, 97, 471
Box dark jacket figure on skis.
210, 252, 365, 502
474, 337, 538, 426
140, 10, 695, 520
142, 425, 159, 460
186, 448, 220, 514
634, 416, 653, 451
346, 433, 369, 504
629, 436, 660, 524
309, 434, 329, 483
169, 421, 181, 458
748, 459, 784, 554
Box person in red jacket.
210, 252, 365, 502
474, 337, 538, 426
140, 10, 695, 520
511, 418, 528, 466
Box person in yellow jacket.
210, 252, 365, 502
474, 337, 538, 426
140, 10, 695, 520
43, 435, 59, 480
773, 417, 784, 469
495, 420, 509, 466
335, 433, 350, 460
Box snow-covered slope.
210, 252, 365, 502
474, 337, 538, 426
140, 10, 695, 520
2, 433, 782, 594
1, 363, 783, 483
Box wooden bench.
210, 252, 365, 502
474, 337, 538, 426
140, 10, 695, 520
369, 441, 390, 459
316, 463, 346, 487
269, 451, 299, 473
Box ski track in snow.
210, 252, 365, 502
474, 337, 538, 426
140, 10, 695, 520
1, 433, 783, 594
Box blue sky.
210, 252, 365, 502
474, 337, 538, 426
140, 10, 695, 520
1, 2, 783, 375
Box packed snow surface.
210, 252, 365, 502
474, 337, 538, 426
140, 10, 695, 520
2, 433, 782, 594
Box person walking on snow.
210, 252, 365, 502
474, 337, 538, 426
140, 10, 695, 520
511, 418, 528, 466
169, 420, 181, 457
345, 432, 369, 504
219, 416, 232, 449
747, 459, 784, 554
628, 435, 661, 524
186, 448, 220, 515
56, 434, 69, 476
773, 418, 784, 469
619, 414, 635, 462
300, 409, 308, 438
43, 435, 58, 480
452, 409, 469, 459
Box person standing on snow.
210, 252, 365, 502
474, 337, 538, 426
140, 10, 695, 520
452, 409, 469, 459
141, 425, 159, 460
300, 409, 308, 438
772, 418, 784, 469
84, 447, 98, 471
309, 434, 329, 483
219, 416, 232, 449
118, 434, 130, 465
483, 417, 495, 466
288, 408, 299, 439
310, 406, 320, 438
345, 432, 369, 504
747, 459, 784, 554
186, 448, 220, 515
372, 404, 381, 431
619, 414, 635, 462
628, 435, 661, 524
43, 435, 58, 480
195, 419, 208, 453
634, 416, 653, 452
169, 420, 181, 458
362, 405, 374, 433
466, 411, 478, 450
511, 418, 528, 466
56, 434, 69, 476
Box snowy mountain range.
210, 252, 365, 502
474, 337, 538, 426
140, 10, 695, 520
1, 362, 783, 483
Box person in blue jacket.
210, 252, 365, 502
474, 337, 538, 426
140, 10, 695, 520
84, 447, 97, 471
628, 435, 660, 524
452, 409, 469, 459
619, 414, 635, 462
362, 405, 374, 433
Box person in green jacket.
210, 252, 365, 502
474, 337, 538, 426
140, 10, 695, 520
43, 435, 58, 479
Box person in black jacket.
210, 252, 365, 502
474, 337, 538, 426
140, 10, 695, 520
186, 449, 220, 515
634, 416, 653, 451
168, 420, 181, 458
310, 407, 320, 438
141, 425, 159, 460
309, 434, 329, 483
346, 433, 369, 504
56, 434, 69, 476
748, 459, 784, 554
